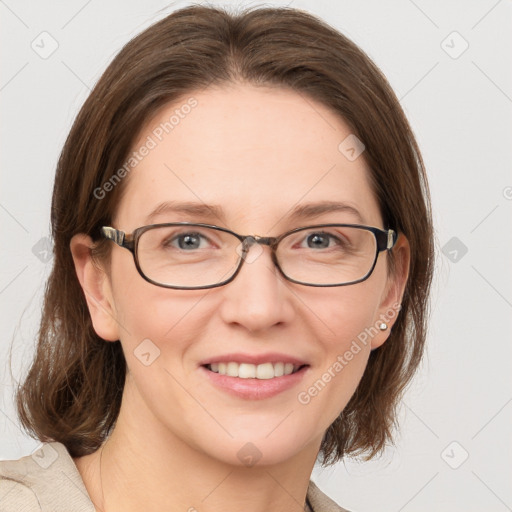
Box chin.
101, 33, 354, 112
200, 430, 313, 468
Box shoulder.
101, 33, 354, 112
0, 442, 95, 512
307, 479, 353, 512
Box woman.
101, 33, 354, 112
0, 4, 434, 511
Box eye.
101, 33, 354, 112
306, 232, 329, 249
301, 232, 340, 249
167, 232, 210, 250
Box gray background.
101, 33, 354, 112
1, 1, 511, 511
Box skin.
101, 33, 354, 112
70, 83, 409, 512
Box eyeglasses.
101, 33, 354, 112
100, 222, 397, 290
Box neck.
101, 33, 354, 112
74, 377, 321, 512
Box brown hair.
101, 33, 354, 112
14, 4, 434, 464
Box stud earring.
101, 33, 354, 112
378, 322, 388, 331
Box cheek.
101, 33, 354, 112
295, 287, 382, 423
114, 285, 210, 360
111, 282, 215, 441
109, 252, 211, 370
302, 283, 383, 350
112, 248, 186, 329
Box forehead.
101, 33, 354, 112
114, 84, 382, 231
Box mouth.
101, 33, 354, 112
203, 361, 308, 379
199, 356, 310, 400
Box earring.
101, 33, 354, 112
378, 322, 388, 331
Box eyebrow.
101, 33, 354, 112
144, 200, 365, 225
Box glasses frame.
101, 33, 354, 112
100, 222, 397, 290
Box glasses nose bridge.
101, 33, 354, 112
241, 234, 277, 251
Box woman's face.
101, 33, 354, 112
87, 84, 406, 466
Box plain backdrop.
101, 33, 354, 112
1, 1, 511, 511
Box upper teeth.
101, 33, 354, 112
208, 362, 299, 379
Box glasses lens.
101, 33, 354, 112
137, 225, 241, 288
276, 226, 377, 285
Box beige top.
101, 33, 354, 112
0, 442, 349, 512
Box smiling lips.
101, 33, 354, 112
200, 352, 310, 399
201, 352, 309, 380
201, 363, 309, 400
206, 361, 304, 379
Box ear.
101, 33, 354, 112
70, 234, 120, 342
371, 233, 410, 350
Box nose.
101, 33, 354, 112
217, 243, 295, 333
